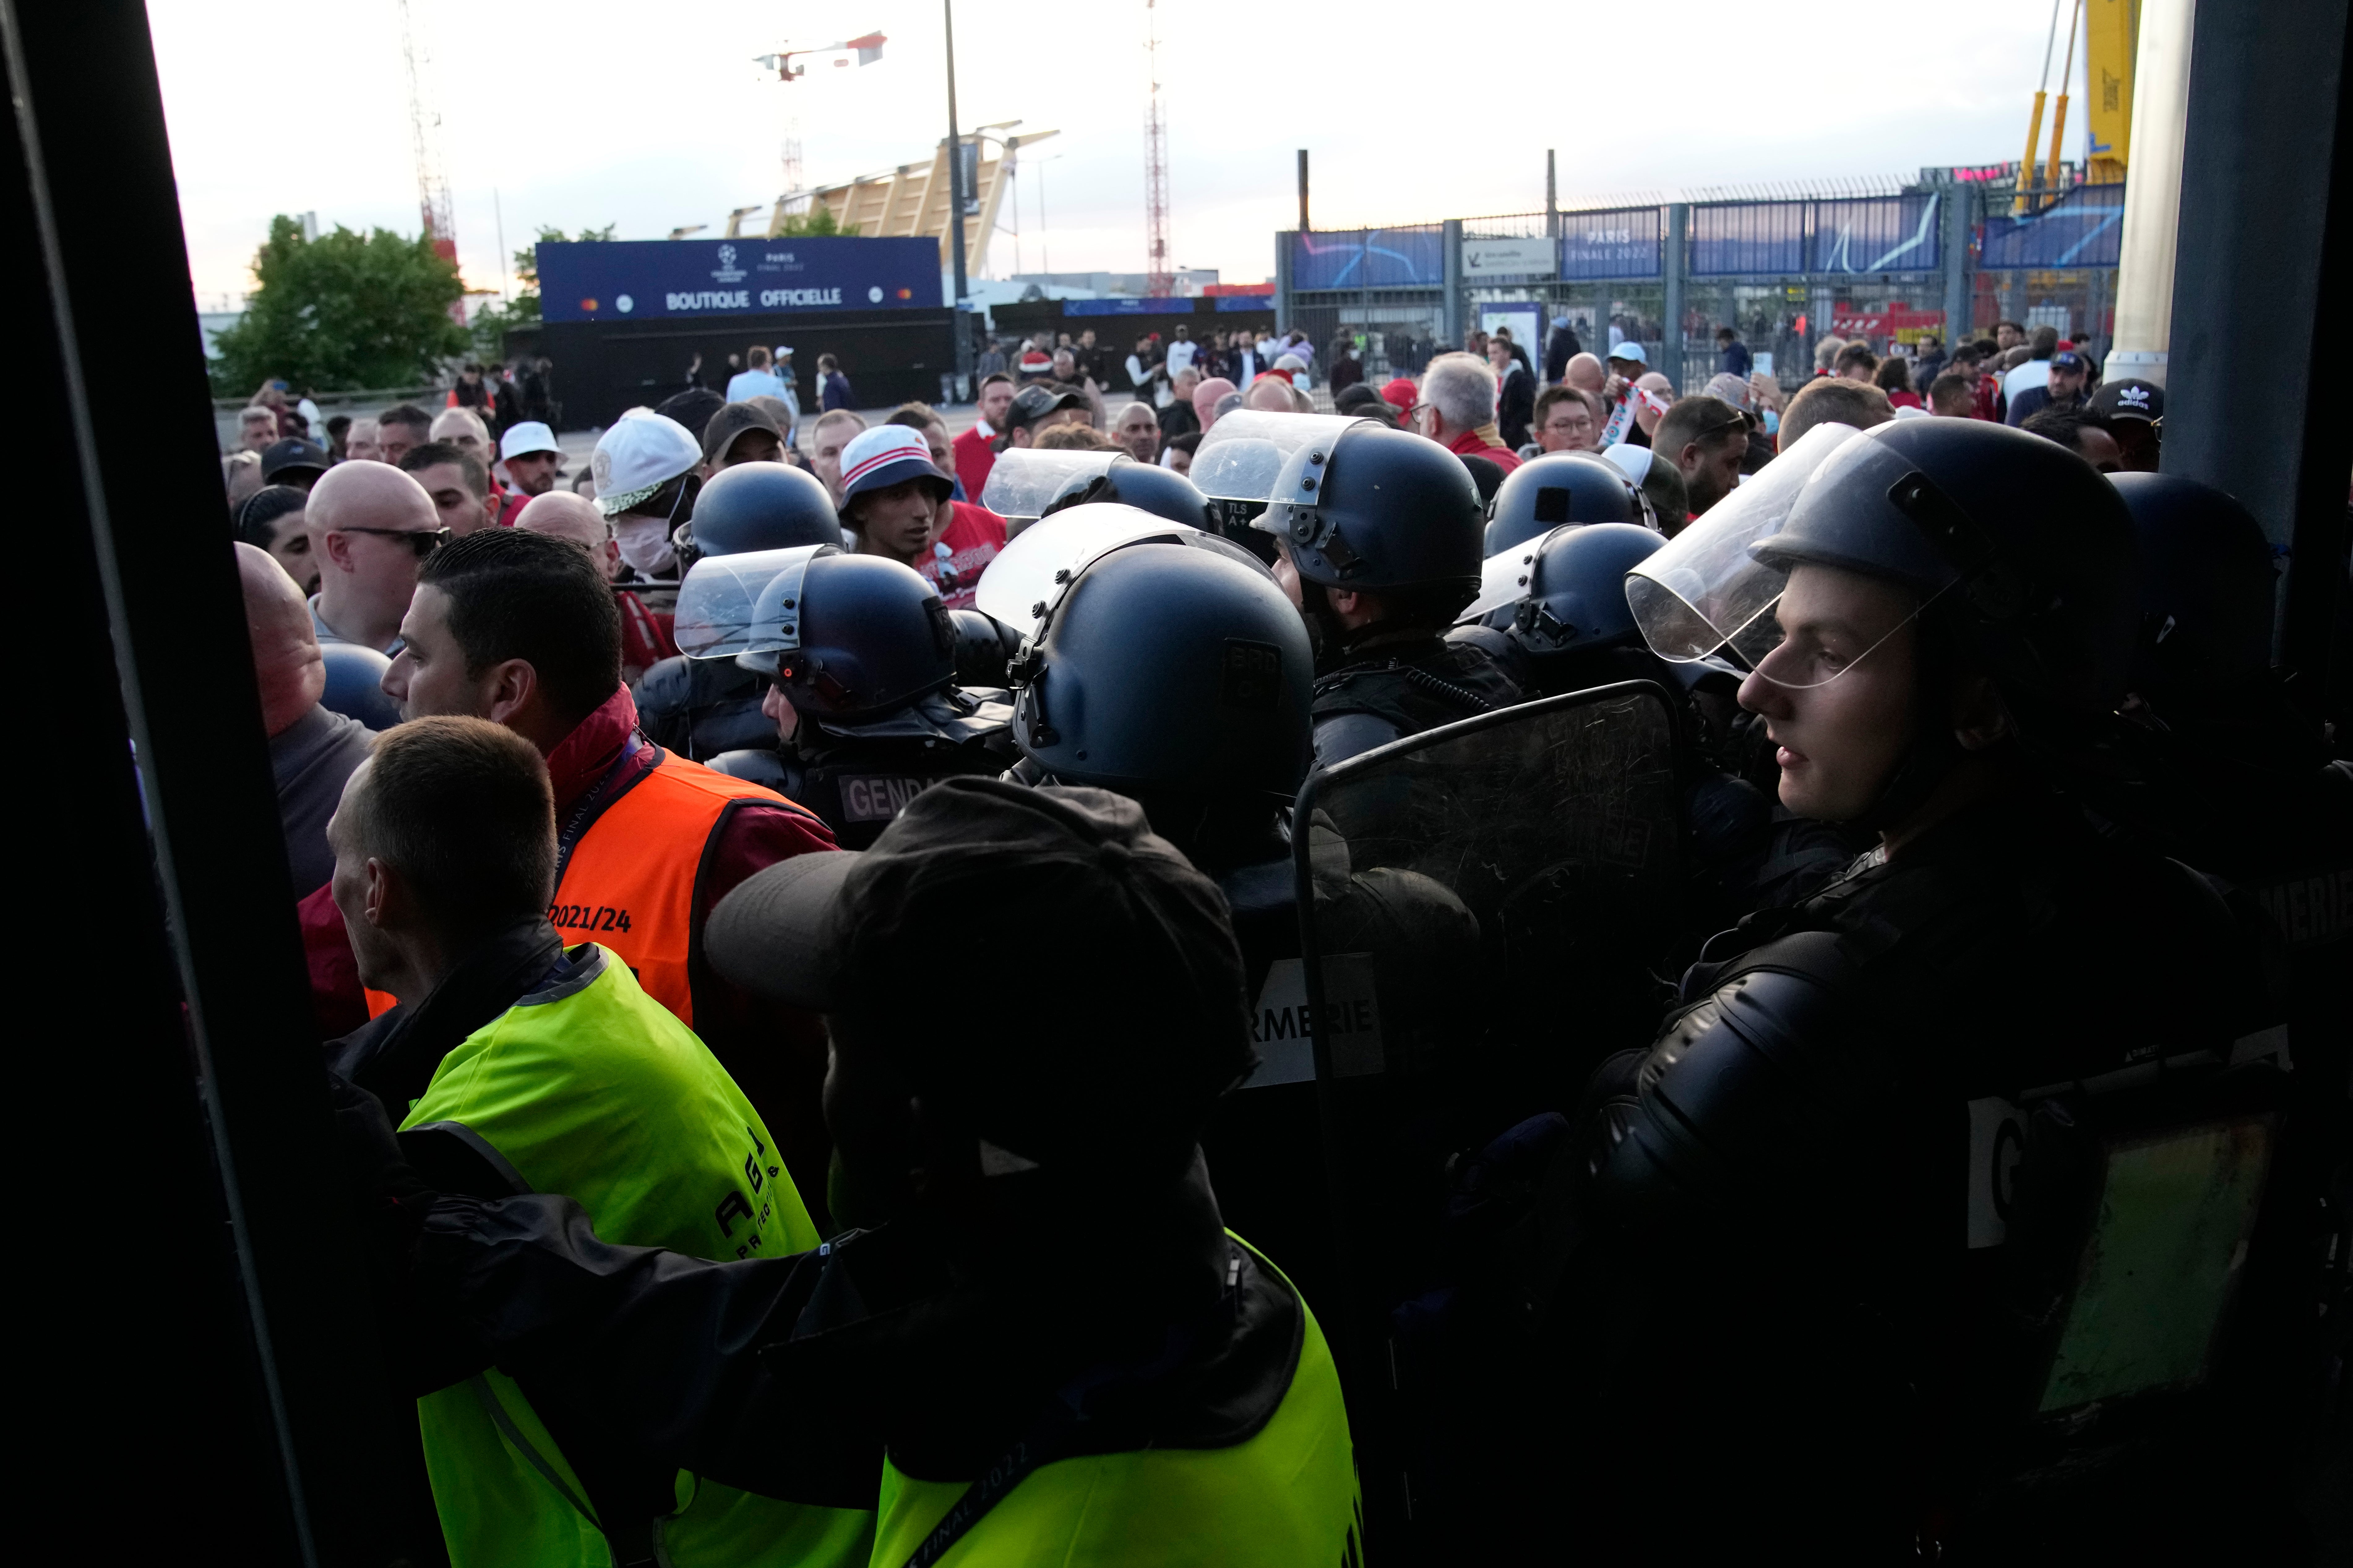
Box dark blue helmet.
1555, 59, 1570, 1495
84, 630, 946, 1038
1012, 541, 1312, 804
319, 642, 401, 730
738, 551, 956, 720
2108, 472, 2277, 701
1254, 423, 1484, 598
690, 461, 840, 557
1082, 461, 1213, 530
1503, 523, 1664, 656
1484, 452, 1639, 557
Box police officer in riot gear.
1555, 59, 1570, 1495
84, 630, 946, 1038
636, 462, 840, 759
1253, 423, 1524, 767
995, 522, 1331, 1299
697, 546, 1016, 848
1475, 420, 2300, 1558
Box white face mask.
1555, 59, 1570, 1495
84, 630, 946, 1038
613, 513, 677, 575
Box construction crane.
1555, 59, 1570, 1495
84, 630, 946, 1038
724, 206, 766, 238
756, 33, 887, 236
2017, 0, 2138, 211
396, 0, 458, 267
1142, 0, 1172, 297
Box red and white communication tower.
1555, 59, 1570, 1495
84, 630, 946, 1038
1143, 0, 1173, 297
398, 0, 458, 267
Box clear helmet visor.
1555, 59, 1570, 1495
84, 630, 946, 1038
1622, 422, 1867, 672
978, 448, 1130, 522
1191, 410, 1376, 503
1458, 524, 1573, 623
673, 543, 834, 660
971, 501, 1197, 632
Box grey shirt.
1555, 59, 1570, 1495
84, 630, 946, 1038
271, 704, 376, 896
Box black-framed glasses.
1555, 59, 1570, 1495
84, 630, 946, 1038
337, 526, 450, 557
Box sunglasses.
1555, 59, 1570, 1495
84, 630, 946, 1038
338, 526, 451, 557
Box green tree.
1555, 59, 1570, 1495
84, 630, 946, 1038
773, 206, 840, 237
479, 223, 617, 339
210, 215, 469, 393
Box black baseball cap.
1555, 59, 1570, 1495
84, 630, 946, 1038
2088, 378, 2165, 424
707, 776, 1253, 1174
1004, 384, 1089, 432
259, 438, 330, 482
699, 400, 785, 466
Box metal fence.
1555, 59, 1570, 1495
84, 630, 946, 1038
1282, 177, 2125, 394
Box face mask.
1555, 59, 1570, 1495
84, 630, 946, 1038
613, 513, 677, 575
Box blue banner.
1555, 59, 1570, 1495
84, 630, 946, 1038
1811, 193, 1941, 274
1290, 226, 1445, 290
1557, 207, 1661, 280
536, 237, 942, 322
1213, 293, 1276, 311
1977, 183, 2127, 269
1688, 200, 1806, 276
1063, 298, 1168, 316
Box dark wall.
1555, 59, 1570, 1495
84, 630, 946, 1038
990, 298, 1278, 353
536, 308, 956, 428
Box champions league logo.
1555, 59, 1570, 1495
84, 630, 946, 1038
711, 243, 747, 284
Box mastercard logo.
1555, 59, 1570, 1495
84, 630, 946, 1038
581, 298, 599, 311
896, 287, 912, 299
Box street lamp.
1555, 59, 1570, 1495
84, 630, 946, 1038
943, 0, 972, 397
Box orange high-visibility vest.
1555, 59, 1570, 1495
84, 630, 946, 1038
548, 745, 811, 1028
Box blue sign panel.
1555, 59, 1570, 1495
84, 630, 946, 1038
1213, 293, 1276, 311
1290, 226, 1445, 290
1557, 207, 1661, 280
1688, 200, 1807, 276
1064, 298, 1168, 316
536, 237, 943, 322
1978, 184, 2126, 269
1811, 193, 1942, 274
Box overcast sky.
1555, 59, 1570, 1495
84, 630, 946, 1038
153, 0, 2073, 307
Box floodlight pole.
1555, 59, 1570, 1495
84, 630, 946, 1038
944, 0, 972, 395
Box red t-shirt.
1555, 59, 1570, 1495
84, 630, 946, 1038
952, 424, 998, 503
919, 501, 1008, 611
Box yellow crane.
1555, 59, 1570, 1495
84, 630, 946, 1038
2017, 0, 2138, 211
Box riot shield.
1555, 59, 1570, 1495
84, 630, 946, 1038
1292, 681, 1685, 1562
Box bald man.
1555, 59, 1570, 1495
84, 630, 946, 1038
1563, 352, 1606, 397
429, 406, 493, 463
1242, 374, 1307, 414
514, 490, 677, 682
1632, 372, 1676, 442
1192, 375, 1237, 433
240, 542, 376, 897
514, 490, 620, 579
306, 459, 443, 654
1112, 399, 1161, 464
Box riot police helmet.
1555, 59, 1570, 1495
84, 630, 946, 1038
2108, 472, 2277, 701
1628, 419, 2137, 716
948, 608, 1024, 690
1503, 523, 1664, 657
1253, 422, 1485, 599
731, 550, 958, 721
687, 460, 840, 557
1036, 458, 1214, 531
319, 642, 402, 730
1483, 452, 1639, 557
1011, 541, 1313, 805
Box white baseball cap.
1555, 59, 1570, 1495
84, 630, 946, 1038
591, 409, 703, 516
499, 420, 561, 460
1602, 441, 1654, 484
1606, 342, 1648, 365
